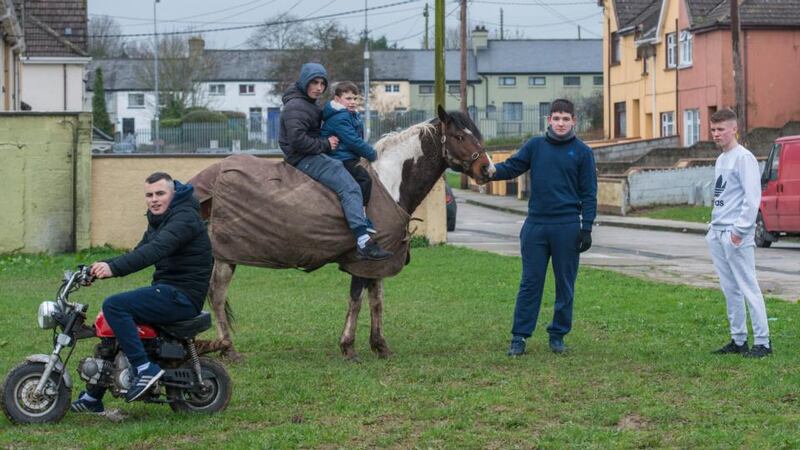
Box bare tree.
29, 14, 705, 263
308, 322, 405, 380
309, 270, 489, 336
133, 35, 218, 117
245, 12, 306, 49
88, 15, 124, 58
421, 26, 466, 50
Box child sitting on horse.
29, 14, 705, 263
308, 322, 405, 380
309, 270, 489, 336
321, 81, 379, 234
278, 63, 392, 261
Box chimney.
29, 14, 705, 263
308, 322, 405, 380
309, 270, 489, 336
188, 36, 205, 59
471, 25, 488, 55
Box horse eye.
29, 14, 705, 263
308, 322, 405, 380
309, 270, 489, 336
456, 135, 464, 142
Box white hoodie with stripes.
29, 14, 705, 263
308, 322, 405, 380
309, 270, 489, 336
710, 144, 761, 237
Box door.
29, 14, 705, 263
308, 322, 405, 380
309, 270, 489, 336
614, 102, 626, 138
267, 107, 280, 147
777, 142, 800, 231
760, 143, 781, 232
122, 118, 135, 137
538, 102, 550, 133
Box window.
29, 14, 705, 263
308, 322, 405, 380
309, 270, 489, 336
419, 84, 433, 94
249, 107, 262, 132
448, 84, 461, 95
128, 93, 145, 108
239, 84, 255, 95
209, 84, 225, 96
593, 75, 603, 86
611, 33, 621, 64
666, 33, 676, 68
498, 76, 516, 86
563, 76, 581, 86
683, 109, 700, 146
529, 76, 546, 86
384, 83, 400, 93
642, 56, 649, 75
502, 102, 523, 121
767, 144, 782, 181
679, 31, 693, 66
486, 104, 497, 119
660, 111, 674, 137
614, 101, 626, 138
539, 102, 550, 132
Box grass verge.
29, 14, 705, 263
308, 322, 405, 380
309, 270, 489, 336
632, 205, 713, 224
1, 246, 797, 448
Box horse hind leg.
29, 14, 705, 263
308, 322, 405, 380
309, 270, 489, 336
340, 276, 366, 362
367, 279, 392, 358
207, 261, 243, 362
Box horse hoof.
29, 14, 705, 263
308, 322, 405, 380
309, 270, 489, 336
221, 349, 244, 363
345, 354, 362, 363
377, 350, 393, 359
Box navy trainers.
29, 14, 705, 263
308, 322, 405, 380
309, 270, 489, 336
549, 336, 566, 354
744, 342, 773, 358
70, 391, 104, 413
507, 336, 526, 357
125, 363, 164, 402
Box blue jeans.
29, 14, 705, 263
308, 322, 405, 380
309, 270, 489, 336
295, 153, 369, 238
511, 220, 581, 339
103, 284, 199, 368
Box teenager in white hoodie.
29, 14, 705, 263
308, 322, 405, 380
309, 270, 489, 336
706, 108, 771, 358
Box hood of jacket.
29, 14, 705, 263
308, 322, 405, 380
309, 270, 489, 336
295, 62, 328, 93
322, 100, 351, 122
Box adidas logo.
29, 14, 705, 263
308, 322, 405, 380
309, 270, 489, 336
714, 175, 727, 197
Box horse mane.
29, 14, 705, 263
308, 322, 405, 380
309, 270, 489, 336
446, 111, 484, 142
373, 122, 436, 157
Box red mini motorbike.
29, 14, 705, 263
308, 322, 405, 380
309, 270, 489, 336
1, 265, 231, 424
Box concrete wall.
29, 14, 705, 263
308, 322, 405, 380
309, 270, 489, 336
627, 166, 714, 208
593, 136, 679, 162
21, 63, 86, 111
91, 154, 446, 249
598, 177, 627, 215
0, 112, 92, 253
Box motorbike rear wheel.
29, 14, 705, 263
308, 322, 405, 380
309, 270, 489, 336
167, 357, 231, 414
1, 361, 71, 424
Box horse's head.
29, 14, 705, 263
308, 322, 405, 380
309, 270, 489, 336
436, 105, 493, 185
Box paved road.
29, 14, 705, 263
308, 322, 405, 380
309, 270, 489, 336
448, 199, 800, 302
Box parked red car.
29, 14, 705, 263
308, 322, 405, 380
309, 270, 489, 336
757, 135, 800, 247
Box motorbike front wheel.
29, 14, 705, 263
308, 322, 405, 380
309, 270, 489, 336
167, 357, 231, 414
1, 361, 71, 424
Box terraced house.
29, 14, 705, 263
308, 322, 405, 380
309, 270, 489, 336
603, 0, 800, 145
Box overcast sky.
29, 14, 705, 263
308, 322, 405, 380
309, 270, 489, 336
88, 0, 603, 50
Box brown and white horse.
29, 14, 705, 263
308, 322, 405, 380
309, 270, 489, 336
199, 106, 493, 361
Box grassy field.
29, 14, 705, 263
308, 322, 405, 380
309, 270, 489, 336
1, 246, 798, 448
633, 205, 713, 224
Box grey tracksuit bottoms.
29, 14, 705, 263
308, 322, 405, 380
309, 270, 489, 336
706, 228, 770, 346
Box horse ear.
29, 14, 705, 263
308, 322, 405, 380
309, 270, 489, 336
437, 104, 449, 123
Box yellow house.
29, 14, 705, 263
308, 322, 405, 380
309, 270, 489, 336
603, 0, 679, 141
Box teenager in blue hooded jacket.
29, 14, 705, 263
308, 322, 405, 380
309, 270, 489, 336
321, 81, 378, 232
278, 63, 391, 261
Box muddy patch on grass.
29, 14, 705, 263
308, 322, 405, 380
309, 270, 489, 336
617, 414, 648, 430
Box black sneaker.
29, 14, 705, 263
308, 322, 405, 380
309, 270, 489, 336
357, 240, 393, 261
549, 336, 566, 354
507, 336, 526, 357
744, 343, 773, 358
70, 391, 104, 413
712, 340, 749, 355
125, 363, 164, 402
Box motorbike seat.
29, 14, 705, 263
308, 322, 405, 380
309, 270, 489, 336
156, 311, 212, 340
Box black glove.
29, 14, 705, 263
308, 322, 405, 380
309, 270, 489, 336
577, 230, 592, 253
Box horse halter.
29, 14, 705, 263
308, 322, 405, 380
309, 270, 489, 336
439, 122, 486, 173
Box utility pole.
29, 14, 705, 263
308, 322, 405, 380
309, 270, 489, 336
153, 0, 160, 152
459, 0, 467, 114
578, 25, 582, 40
423, 3, 430, 50
731, 0, 746, 132
435, 0, 445, 112
364, 0, 371, 141
500, 8, 504, 40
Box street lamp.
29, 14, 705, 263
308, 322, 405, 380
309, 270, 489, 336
154, 0, 160, 152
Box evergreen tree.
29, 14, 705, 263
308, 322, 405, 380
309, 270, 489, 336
92, 68, 114, 135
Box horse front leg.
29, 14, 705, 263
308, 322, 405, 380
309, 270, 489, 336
340, 276, 366, 362
207, 261, 243, 362
367, 279, 392, 358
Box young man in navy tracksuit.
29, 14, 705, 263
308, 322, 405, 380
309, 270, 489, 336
489, 99, 597, 356
321, 81, 378, 232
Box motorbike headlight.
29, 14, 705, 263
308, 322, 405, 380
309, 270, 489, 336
37, 301, 59, 329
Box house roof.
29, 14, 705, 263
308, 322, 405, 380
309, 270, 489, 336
14, 0, 88, 58
87, 59, 149, 91
203, 49, 283, 81
611, 0, 659, 30
476, 39, 602, 74
371, 50, 479, 82
688, 0, 800, 30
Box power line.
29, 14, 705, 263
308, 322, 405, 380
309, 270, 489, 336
471, 0, 596, 4
474, 11, 600, 28
90, 0, 420, 38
